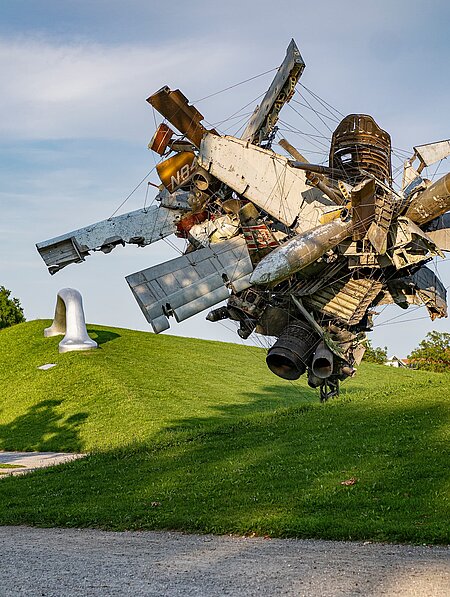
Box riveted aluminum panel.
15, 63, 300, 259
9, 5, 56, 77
126, 237, 253, 332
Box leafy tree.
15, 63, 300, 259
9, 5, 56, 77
0, 286, 25, 329
363, 338, 388, 364
408, 331, 450, 373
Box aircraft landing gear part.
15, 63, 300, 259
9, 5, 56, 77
320, 379, 339, 402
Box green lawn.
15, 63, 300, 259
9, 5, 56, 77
0, 320, 449, 543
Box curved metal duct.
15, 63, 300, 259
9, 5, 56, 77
311, 341, 334, 379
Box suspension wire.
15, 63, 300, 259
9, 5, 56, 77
286, 103, 331, 147
212, 110, 254, 128
298, 83, 345, 119
294, 93, 335, 133
143, 181, 151, 211
221, 111, 257, 135
193, 67, 278, 103
277, 121, 330, 140
161, 235, 185, 255
108, 167, 157, 219
376, 314, 432, 327
208, 91, 266, 132
151, 105, 158, 130
277, 120, 330, 155
291, 97, 340, 123
392, 146, 413, 157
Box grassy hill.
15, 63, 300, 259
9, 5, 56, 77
0, 320, 449, 543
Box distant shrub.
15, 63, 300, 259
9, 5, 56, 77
0, 286, 25, 329
408, 331, 450, 373
363, 339, 387, 365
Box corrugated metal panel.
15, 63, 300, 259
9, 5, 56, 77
304, 278, 383, 324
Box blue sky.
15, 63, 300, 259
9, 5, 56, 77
1, 0, 449, 356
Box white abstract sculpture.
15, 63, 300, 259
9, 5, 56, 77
44, 288, 98, 353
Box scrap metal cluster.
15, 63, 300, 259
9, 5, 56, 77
37, 39, 450, 401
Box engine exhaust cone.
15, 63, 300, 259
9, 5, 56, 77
266, 322, 318, 380
311, 341, 334, 379
307, 371, 322, 388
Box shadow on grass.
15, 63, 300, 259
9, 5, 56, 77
0, 394, 448, 544
163, 384, 315, 431
86, 329, 121, 346
0, 399, 88, 452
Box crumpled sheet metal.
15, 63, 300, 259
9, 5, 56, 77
414, 139, 450, 168
198, 134, 336, 230
146, 87, 216, 148
406, 173, 450, 225
386, 267, 447, 319
36, 205, 182, 274
425, 213, 450, 251
389, 216, 442, 270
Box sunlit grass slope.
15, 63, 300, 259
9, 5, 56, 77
0, 320, 449, 543
0, 320, 315, 452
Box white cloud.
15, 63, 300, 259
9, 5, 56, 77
0, 37, 244, 141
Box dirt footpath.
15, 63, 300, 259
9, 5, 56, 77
0, 526, 448, 596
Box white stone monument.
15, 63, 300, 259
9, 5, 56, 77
44, 288, 98, 353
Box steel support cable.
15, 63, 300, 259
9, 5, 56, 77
143, 181, 151, 211
298, 83, 345, 119
221, 112, 257, 136
208, 91, 267, 132
161, 235, 185, 255
193, 67, 278, 103
276, 121, 330, 139
211, 110, 254, 133
108, 166, 157, 219
392, 145, 415, 157
277, 120, 330, 155
291, 97, 340, 124
275, 141, 328, 158
277, 123, 331, 156
286, 103, 331, 147
294, 94, 335, 133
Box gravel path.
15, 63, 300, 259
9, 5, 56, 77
0, 452, 86, 476
0, 527, 448, 596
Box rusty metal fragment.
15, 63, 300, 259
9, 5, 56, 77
351, 178, 376, 240
367, 192, 395, 254
147, 87, 216, 148
329, 114, 392, 184
149, 123, 174, 155
413, 139, 450, 171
